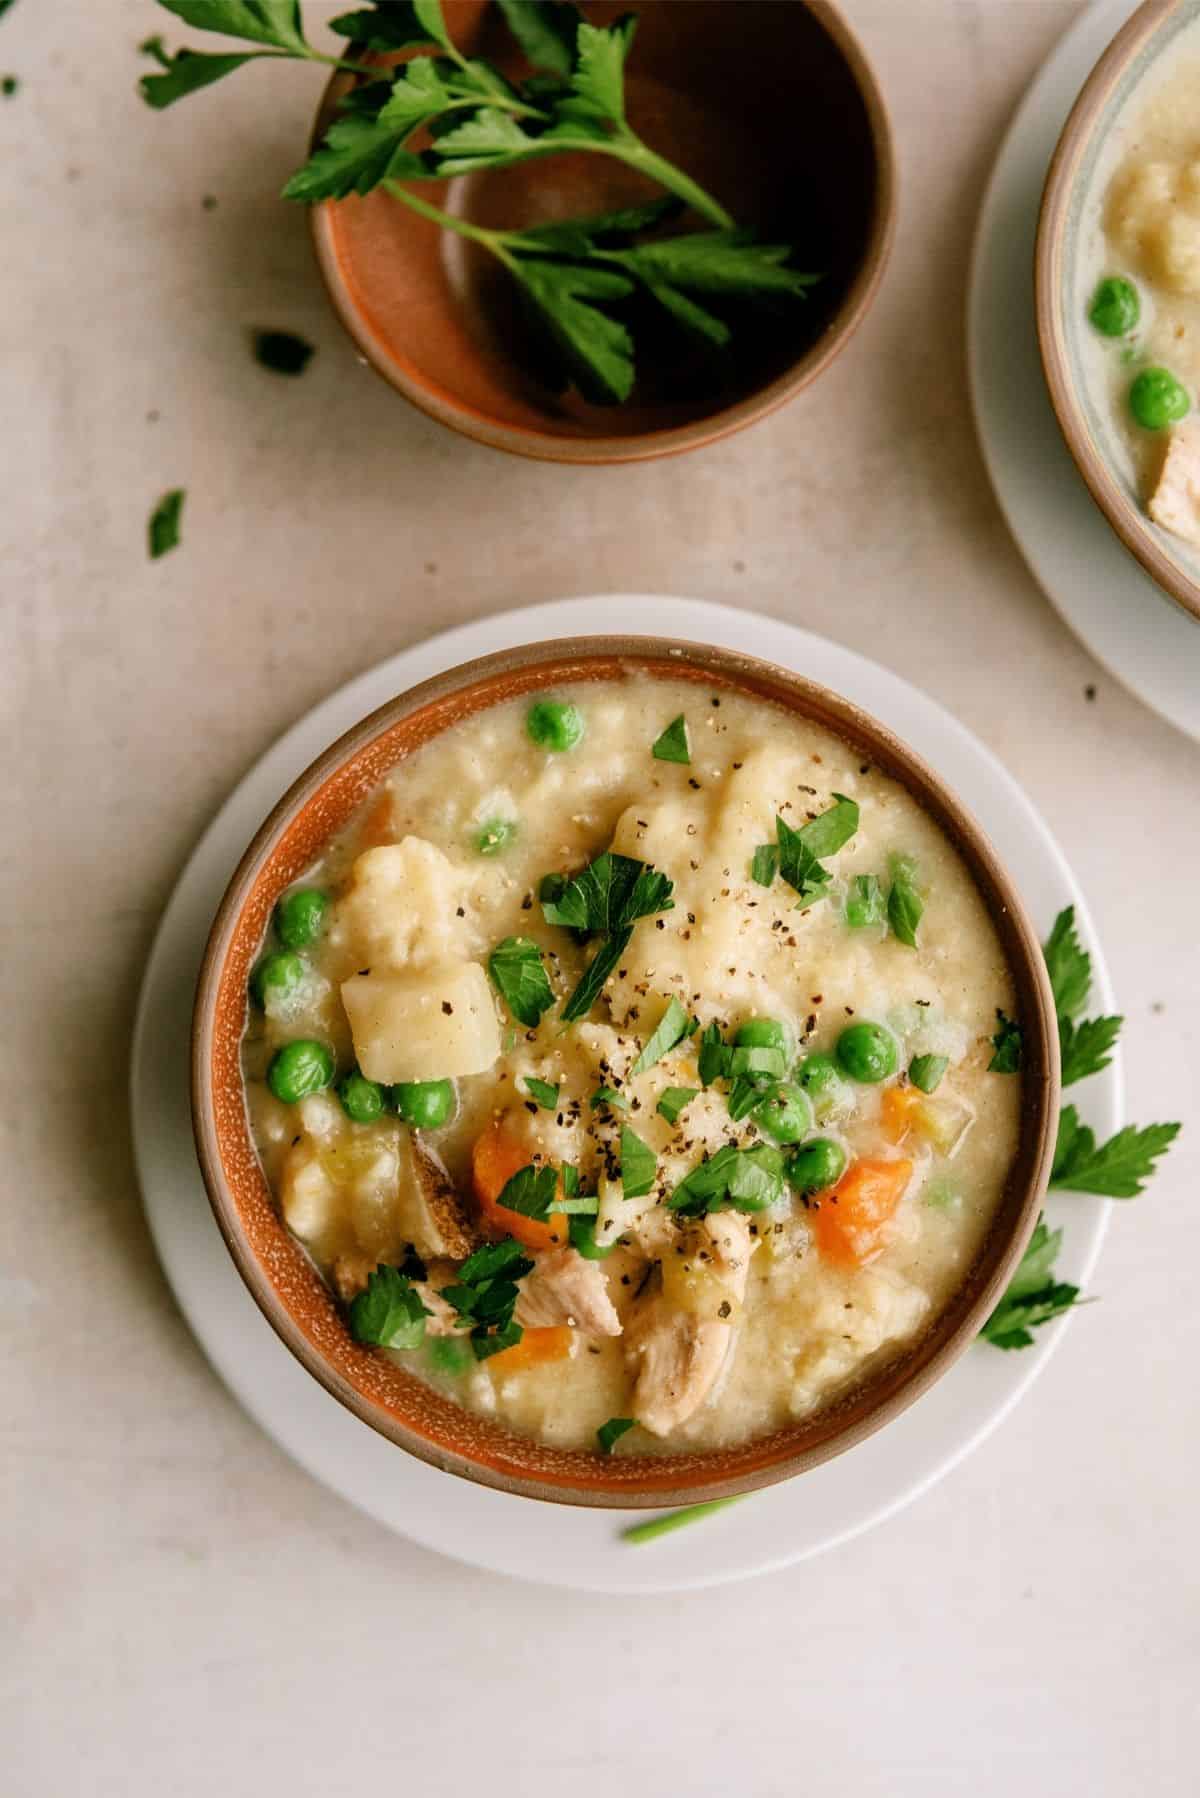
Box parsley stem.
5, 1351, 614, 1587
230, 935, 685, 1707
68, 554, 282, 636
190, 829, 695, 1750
381, 180, 511, 255
621, 1496, 745, 1544
609, 139, 732, 230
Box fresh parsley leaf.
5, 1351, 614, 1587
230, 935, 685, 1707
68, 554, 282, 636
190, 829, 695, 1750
630, 996, 690, 1076
697, 1021, 730, 1086
887, 854, 923, 948
549, 1191, 598, 1215
978, 1220, 1082, 1349
140, 44, 268, 107
329, 3, 435, 49
610, 230, 820, 300
496, 0, 580, 76
412, 0, 454, 53
441, 1236, 533, 1358
523, 1076, 559, 1110
651, 714, 690, 764
431, 104, 536, 167
494, 1162, 559, 1219
988, 1010, 1022, 1073
845, 873, 884, 929
1043, 905, 1092, 1019
148, 488, 184, 559
1059, 1012, 1122, 1088
520, 196, 681, 249
596, 1415, 635, 1454
657, 1086, 699, 1126
560, 926, 631, 1023
284, 109, 426, 201
728, 1044, 787, 1079
253, 329, 314, 375
591, 1085, 628, 1111
668, 1142, 784, 1216
470, 1320, 524, 1360
799, 794, 860, 859
564, 16, 636, 126
508, 256, 635, 404
775, 815, 831, 906
488, 935, 554, 1028
347, 1264, 430, 1350
908, 1053, 948, 1094
542, 850, 673, 934
726, 1072, 767, 1121
156, 0, 309, 53
1051, 1105, 1180, 1198
750, 844, 778, 887
620, 1125, 657, 1199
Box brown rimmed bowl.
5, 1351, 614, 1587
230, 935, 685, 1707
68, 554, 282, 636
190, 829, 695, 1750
191, 637, 1060, 1508
1036, 0, 1200, 625
308, 0, 895, 463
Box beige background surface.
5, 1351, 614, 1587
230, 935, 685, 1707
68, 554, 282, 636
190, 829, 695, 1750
3, 2, 1197, 1793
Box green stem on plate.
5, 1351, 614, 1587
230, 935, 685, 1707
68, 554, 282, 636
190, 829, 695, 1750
621, 1496, 745, 1544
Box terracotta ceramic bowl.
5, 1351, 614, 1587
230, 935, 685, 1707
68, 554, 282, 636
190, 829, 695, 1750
1037, 0, 1200, 624
308, 0, 895, 462
192, 638, 1059, 1508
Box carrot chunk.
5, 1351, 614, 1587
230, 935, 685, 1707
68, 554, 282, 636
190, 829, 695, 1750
471, 1121, 568, 1251
486, 1324, 574, 1375
813, 1156, 913, 1267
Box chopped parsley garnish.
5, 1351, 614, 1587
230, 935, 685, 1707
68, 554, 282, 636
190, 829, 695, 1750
493, 1162, 558, 1220
987, 1010, 1023, 1073
651, 714, 690, 764
620, 1124, 657, 1199
845, 873, 884, 928
1051, 1105, 1180, 1198
523, 1076, 559, 1110
886, 854, 923, 948
908, 1053, 948, 1094
657, 1086, 700, 1126
440, 1237, 533, 1360
253, 328, 315, 375
597, 1416, 636, 1454
347, 1265, 430, 1351
630, 996, 690, 1076
697, 1023, 786, 1100
148, 487, 184, 559
591, 1085, 628, 1111
752, 796, 859, 907
541, 849, 674, 1021
549, 1192, 599, 1216
978, 1221, 1081, 1350
1043, 906, 1123, 1087
488, 935, 554, 1028
749, 844, 778, 887
668, 1143, 785, 1216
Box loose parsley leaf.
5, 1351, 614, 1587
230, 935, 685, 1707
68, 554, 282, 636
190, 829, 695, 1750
284, 109, 426, 201
157, 0, 309, 53
669, 1143, 784, 1215
565, 16, 636, 126
148, 488, 185, 558
508, 256, 636, 404
979, 1220, 1082, 1350
988, 1010, 1023, 1073
909, 1053, 948, 1094
611, 230, 820, 299
1043, 905, 1092, 1019
140, 45, 267, 107
591, 1085, 628, 1111
630, 996, 690, 1076
253, 329, 314, 375
1059, 1013, 1122, 1088
798, 794, 860, 859
441, 1236, 534, 1359
750, 844, 778, 887
775, 815, 831, 907
523, 1076, 559, 1110
620, 1125, 657, 1199
887, 854, 923, 948
550, 1192, 599, 1215
845, 872, 884, 929
329, 3, 434, 49
348, 1264, 430, 1350
1051, 1105, 1180, 1198
726, 1073, 767, 1121
657, 1086, 699, 1126
651, 714, 690, 765
596, 1415, 636, 1454
496, 0, 580, 75
488, 935, 554, 1028
697, 1021, 730, 1086
412, 0, 454, 53
541, 850, 673, 934
494, 1162, 559, 1219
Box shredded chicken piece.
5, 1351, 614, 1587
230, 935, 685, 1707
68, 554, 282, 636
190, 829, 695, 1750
626, 1211, 759, 1436
1149, 421, 1200, 547
413, 1279, 460, 1337
332, 1251, 376, 1301
400, 1139, 481, 1261
515, 1247, 622, 1337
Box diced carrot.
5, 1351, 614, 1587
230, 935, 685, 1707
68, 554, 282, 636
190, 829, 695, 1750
487, 1324, 574, 1375
471, 1120, 568, 1251
813, 1157, 913, 1268
358, 790, 395, 850
880, 1085, 923, 1144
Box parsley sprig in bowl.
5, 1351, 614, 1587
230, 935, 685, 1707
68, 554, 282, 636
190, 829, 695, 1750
140, 0, 894, 461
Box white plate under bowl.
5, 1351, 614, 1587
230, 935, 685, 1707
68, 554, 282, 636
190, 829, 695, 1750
968, 0, 1200, 743
130, 596, 1118, 1593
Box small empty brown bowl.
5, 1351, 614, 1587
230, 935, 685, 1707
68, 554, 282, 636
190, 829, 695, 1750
308, 1, 895, 461
192, 638, 1059, 1508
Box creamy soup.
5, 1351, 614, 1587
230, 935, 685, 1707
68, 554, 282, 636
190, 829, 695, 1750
1084, 47, 1200, 542
241, 675, 1023, 1456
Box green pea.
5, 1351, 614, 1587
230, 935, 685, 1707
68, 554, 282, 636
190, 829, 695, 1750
786, 1137, 848, 1195
569, 1214, 615, 1260
268, 1039, 334, 1105
836, 1021, 899, 1084
275, 887, 329, 949
526, 700, 585, 752
1089, 275, 1140, 337
734, 1018, 791, 1055
392, 1078, 455, 1129
1129, 366, 1190, 431
796, 1052, 853, 1120
250, 949, 304, 1011
475, 817, 518, 856
751, 1081, 813, 1145
338, 1070, 386, 1124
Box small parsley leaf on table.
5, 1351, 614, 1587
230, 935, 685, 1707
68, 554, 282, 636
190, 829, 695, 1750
1059, 1013, 1123, 1088
488, 935, 554, 1028
1041, 906, 1122, 1088
148, 488, 185, 559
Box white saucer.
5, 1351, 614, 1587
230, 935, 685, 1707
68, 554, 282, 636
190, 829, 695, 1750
968, 0, 1200, 744
130, 596, 1119, 1593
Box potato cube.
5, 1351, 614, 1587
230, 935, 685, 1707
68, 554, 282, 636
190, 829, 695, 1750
341, 961, 501, 1082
